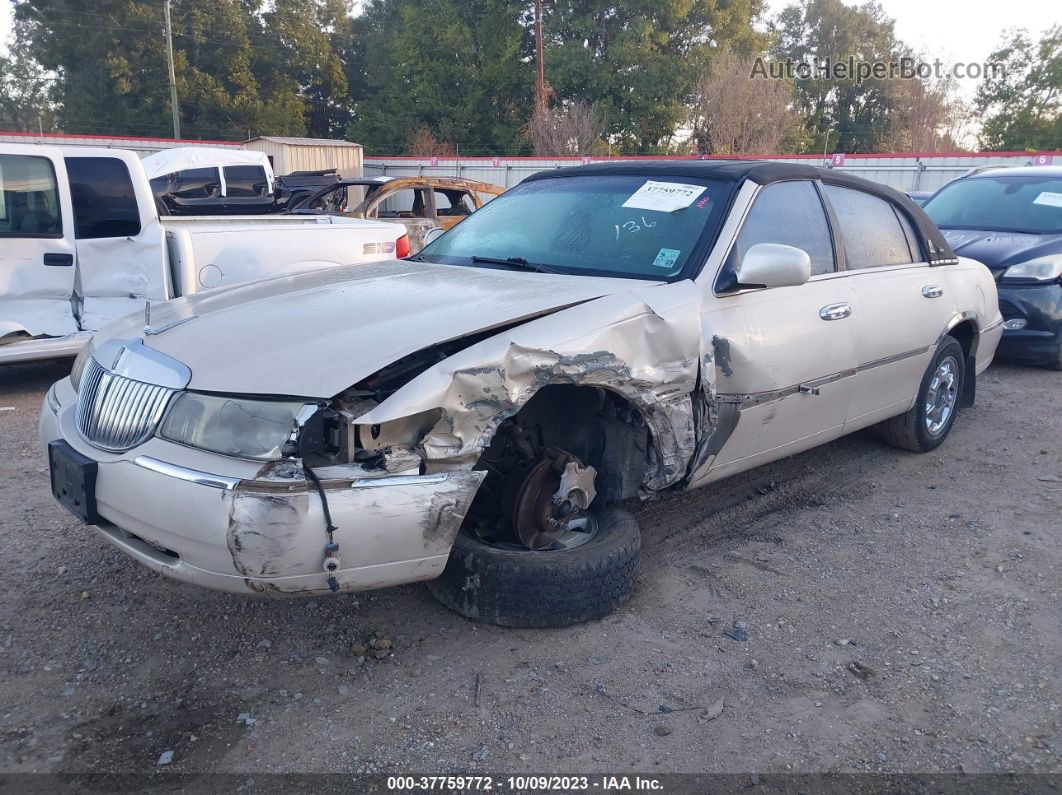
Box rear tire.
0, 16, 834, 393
427, 506, 641, 628
1048, 343, 1062, 371
879, 336, 965, 453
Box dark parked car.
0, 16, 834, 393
923, 166, 1062, 369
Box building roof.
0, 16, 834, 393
246, 136, 362, 148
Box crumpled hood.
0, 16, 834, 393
941, 228, 1062, 271
96, 260, 653, 397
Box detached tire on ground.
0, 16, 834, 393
427, 506, 641, 628
879, 335, 966, 453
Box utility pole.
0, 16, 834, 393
164, 0, 181, 139
534, 0, 547, 118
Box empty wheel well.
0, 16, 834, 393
948, 320, 977, 359
465, 385, 653, 534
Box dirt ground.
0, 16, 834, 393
0, 357, 1058, 778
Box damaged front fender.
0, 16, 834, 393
356, 281, 711, 491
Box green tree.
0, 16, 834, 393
347, 0, 533, 154
261, 0, 353, 138
975, 26, 1061, 151
13, 0, 310, 138
0, 23, 57, 131
770, 0, 904, 153
546, 0, 765, 152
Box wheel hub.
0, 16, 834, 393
925, 355, 959, 436
511, 449, 598, 550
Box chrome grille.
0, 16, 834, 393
75, 358, 176, 452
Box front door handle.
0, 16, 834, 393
44, 253, 74, 267
922, 285, 943, 298
819, 302, 852, 321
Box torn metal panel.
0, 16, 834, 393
358, 281, 709, 491
226, 469, 486, 593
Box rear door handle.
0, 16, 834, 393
922, 285, 943, 298
819, 302, 852, 321
44, 253, 74, 267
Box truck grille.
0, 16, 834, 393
75, 358, 176, 452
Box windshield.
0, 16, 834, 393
415, 174, 733, 280
924, 175, 1062, 234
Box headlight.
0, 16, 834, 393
158, 392, 316, 460
1000, 257, 1062, 284
71, 338, 96, 391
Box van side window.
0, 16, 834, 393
223, 165, 269, 198
731, 180, 836, 278
823, 185, 915, 268
0, 154, 62, 238
172, 167, 220, 199
65, 157, 142, 239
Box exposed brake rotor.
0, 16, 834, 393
511, 448, 597, 550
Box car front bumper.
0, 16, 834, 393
39, 378, 484, 596
996, 282, 1062, 365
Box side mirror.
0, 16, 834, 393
423, 227, 446, 247
736, 243, 811, 289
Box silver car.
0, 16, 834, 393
41, 160, 1003, 627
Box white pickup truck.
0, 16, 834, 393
0, 144, 408, 363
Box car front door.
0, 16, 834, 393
0, 145, 79, 339
821, 184, 956, 429
64, 152, 166, 332
690, 179, 859, 485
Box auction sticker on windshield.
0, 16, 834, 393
623, 180, 706, 212
1032, 191, 1062, 208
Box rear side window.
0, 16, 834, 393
374, 188, 430, 218
65, 157, 142, 239
733, 181, 836, 277
0, 154, 62, 237
172, 167, 219, 199
435, 189, 475, 216
223, 165, 269, 198
824, 185, 915, 269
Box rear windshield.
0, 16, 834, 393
924, 175, 1062, 234
416, 174, 733, 280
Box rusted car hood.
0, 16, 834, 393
97, 260, 654, 397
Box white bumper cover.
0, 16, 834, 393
40, 380, 484, 596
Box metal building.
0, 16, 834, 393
242, 137, 364, 177
0, 131, 240, 156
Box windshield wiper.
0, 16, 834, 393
471, 255, 557, 274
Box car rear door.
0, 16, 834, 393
692, 179, 859, 483
821, 184, 956, 429
0, 144, 79, 339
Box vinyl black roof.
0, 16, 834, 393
524, 158, 957, 265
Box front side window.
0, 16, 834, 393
0, 154, 62, 238
824, 185, 916, 269
728, 180, 836, 280
65, 157, 142, 239
418, 174, 733, 281
223, 165, 269, 198
923, 175, 1062, 234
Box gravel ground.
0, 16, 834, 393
0, 358, 1058, 777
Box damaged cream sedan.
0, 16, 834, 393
40, 161, 1003, 627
